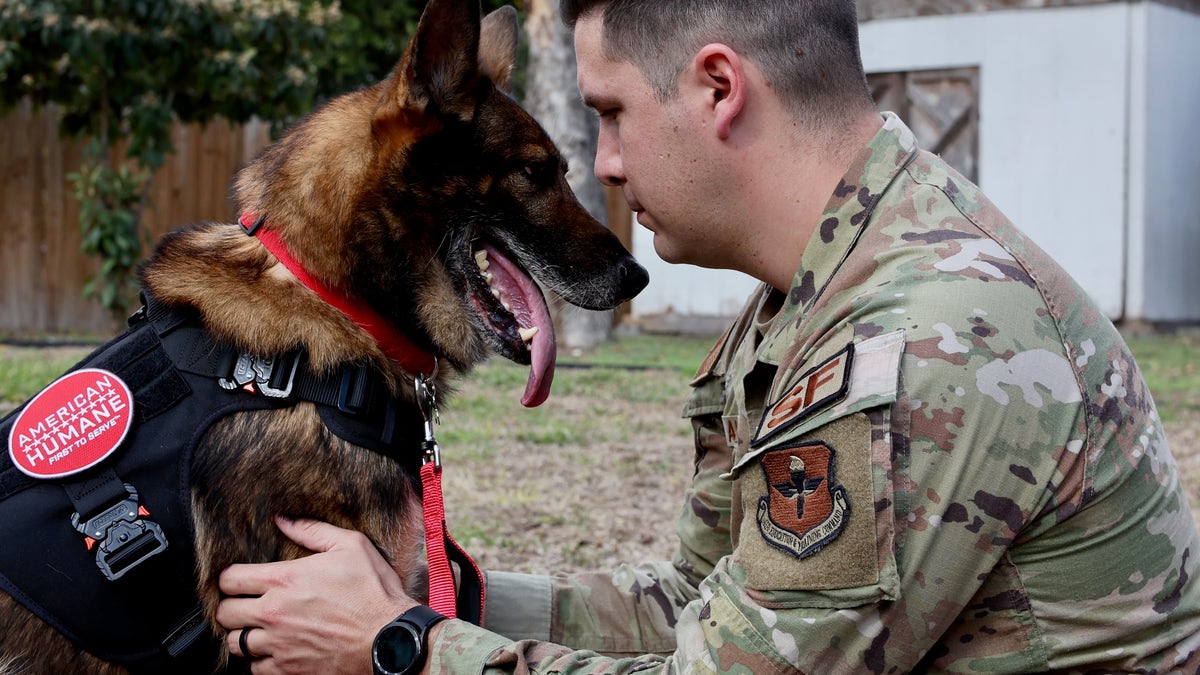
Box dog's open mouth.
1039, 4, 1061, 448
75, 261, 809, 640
467, 241, 556, 408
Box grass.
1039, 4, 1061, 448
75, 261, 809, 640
558, 333, 713, 373
1, 330, 1195, 422
0, 345, 93, 409
437, 334, 712, 449
1125, 331, 1200, 423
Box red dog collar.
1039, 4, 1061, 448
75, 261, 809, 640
238, 213, 437, 377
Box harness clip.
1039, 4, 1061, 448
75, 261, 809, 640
218, 352, 300, 398
70, 484, 169, 581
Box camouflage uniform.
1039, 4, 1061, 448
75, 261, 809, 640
430, 114, 1200, 673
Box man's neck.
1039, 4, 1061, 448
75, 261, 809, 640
748, 112, 884, 292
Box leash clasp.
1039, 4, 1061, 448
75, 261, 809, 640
415, 374, 441, 468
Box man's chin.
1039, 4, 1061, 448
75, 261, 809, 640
647, 225, 706, 266
651, 236, 686, 265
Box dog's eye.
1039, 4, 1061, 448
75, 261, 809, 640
522, 162, 555, 187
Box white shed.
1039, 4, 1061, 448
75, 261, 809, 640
629, 0, 1200, 328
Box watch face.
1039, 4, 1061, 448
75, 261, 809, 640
374, 623, 421, 674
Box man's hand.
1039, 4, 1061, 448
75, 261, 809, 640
216, 516, 416, 674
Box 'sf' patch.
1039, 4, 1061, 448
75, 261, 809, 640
753, 345, 853, 448
756, 442, 849, 559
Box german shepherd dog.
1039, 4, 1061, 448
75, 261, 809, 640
0, 0, 646, 672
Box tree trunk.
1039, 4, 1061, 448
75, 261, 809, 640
523, 0, 613, 351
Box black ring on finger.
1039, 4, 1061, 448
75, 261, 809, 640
239, 627, 258, 659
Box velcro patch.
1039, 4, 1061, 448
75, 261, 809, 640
736, 413, 884, 593
756, 442, 849, 559
753, 344, 852, 448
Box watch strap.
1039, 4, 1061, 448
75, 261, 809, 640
399, 604, 446, 634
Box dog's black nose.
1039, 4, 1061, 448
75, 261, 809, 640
617, 257, 649, 301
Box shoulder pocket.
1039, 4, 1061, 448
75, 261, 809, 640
682, 324, 737, 419
683, 375, 725, 419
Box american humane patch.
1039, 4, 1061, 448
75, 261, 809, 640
756, 441, 849, 559
8, 369, 134, 479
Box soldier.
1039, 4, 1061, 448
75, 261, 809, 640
216, 0, 1200, 673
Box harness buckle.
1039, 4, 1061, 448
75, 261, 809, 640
337, 364, 371, 415
126, 304, 147, 326
70, 484, 169, 581
218, 352, 300, 398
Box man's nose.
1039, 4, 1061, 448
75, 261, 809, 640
594, 131, 624, 187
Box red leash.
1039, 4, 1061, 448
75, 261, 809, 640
416, 375, 484, 620
420, 462, 457, 615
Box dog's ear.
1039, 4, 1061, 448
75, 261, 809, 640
479, 6, 518, 92
378, 0, 483, 121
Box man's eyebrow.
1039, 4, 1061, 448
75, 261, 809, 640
580, 91, 615, 111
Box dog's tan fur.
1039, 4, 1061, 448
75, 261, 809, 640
0, 1, 645, 672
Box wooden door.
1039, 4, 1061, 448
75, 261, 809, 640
868, 67, 980, 183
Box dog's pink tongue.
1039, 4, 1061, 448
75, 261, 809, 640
480, 244, 557, 408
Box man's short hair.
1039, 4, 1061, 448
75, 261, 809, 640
560, 0, 874, 128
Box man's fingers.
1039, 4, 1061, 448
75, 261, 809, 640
274, 515, 363, 553
226, 625, 269, 660
218, 563, 261, 597
215, 595, 261, 632
219, 519, 363, 597
217, 560, 286, 597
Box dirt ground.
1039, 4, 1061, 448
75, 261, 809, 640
440, 384, 698, 576
443, 374, 1200, 576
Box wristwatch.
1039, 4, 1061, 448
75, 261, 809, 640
371, 605, 447, 675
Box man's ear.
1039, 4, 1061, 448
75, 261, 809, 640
479, 6, 519, 92
692, 44, 746, 141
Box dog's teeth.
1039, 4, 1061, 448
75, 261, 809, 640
502, 299, 511, 312
491, 288, 502, 300
474, 250, 490, 271
519, 326, 539, 342
483, 271, 494, 283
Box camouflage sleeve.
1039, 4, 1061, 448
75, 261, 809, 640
521, 408, 733, 657
427, 418, 793, 673
428, 372, 737, 673
479, 559, 699, 657
699, 221, 1200, 671
430, 618, 677, 674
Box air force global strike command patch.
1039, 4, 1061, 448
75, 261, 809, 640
757, 442, 849, 559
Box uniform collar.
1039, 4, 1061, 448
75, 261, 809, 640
759, 112, 920, 365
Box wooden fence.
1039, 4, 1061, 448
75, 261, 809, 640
0, 101, 272, 336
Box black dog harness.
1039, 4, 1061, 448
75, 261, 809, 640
0, 296, 481, 672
